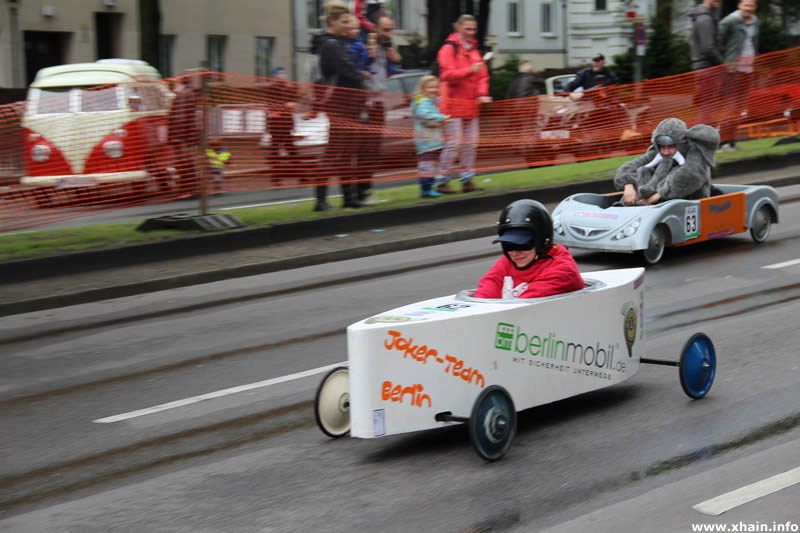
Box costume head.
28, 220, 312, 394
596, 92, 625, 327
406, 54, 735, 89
494, 199, 553, 269
651, 118, 689, 155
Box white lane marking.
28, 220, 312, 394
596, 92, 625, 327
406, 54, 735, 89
762, 258, 800, 270
94, 361, 348, 423
692, 465, 800, 516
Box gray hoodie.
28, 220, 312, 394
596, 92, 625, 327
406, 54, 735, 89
690, 4, 723, 69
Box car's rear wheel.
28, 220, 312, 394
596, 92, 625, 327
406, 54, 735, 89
640, 225, 667, 265
749, 205, 772, 243
314, 366, 350, 438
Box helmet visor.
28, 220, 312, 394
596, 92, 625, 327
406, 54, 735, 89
492, 228, 535, 245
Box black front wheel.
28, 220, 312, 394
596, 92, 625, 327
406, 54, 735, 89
469, 385, 517, 461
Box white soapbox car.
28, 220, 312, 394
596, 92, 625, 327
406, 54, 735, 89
551, 184, 779, 264
314, 267, 716, 461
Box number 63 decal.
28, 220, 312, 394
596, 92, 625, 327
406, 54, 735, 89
684, 205, 699, 239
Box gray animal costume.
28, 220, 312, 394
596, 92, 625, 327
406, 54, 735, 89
614, 118, 720, 201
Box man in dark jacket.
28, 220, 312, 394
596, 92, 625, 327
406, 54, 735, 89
505, 61, 540, 100
311, 2, 368, 211
566, 53, 617, 93
690, 0, 723, 126
167, 77, 201, 196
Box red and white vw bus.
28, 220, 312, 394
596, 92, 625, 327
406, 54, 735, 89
21, 59, 172, 205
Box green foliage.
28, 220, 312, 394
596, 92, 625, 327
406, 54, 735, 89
643, 18, 692, 79
489, 54, 521, 101
757, 10, 793, 53
611, 19, 691, 85
613, 49, 636, 85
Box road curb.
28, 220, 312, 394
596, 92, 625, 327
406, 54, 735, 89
0, 152, 798, 292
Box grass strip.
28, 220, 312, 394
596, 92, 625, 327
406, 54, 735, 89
1, 136, 798, 261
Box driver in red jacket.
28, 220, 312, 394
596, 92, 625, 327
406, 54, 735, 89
474, 200, 584, 299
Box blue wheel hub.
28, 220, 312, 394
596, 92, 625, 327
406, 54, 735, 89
679, 333, 716, 399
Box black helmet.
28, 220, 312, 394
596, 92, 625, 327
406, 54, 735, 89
655, 134, 676, 147
495, 199, 553, 256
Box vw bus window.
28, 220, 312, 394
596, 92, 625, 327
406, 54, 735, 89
81, 86, 121, 112
36, 88, 72, 114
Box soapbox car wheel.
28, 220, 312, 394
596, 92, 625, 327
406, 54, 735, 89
314, 366, 350, 438
679, 333, 716, 399
750, 205, 772, 243
640, 225, 667, 265
469, 385, 517, 461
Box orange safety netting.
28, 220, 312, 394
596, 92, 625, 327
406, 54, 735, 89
1, 45, 799, 233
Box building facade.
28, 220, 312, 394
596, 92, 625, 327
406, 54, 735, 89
491, 0, 658, 69
0, 0, 293, 88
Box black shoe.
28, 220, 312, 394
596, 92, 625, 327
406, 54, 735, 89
342, 199, 365, 208
313, 201, 335, 212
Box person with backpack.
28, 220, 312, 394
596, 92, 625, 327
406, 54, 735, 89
309, 1, 368, 211
434, 14, 491, 195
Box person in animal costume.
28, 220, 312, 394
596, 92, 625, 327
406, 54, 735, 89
614, 118, 720, 205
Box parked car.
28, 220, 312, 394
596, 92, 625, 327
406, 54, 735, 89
525, 74, 652, 165
21, 59, 173, 207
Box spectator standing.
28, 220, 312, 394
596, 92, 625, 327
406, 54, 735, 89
690, 0, 723, 127
167, 76, 201, 196
565, 53, 618, 92
265, 67, 300, 182
435, 14, 491, 195
718, 0, 759, 151
412, 75, 448, 198
505, 60, 540, 100
353, 14, 404, 203
353, 0, 387, 41
346, 16, 375, 76
311, 1, 368, 211
505, 60, 541, 158
205, 140, 230, 193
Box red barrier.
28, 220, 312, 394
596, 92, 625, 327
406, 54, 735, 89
1, 46, 799, 232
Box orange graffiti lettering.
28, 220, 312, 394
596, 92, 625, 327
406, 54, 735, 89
381, 381, 432, 408
383, 331, 485, 389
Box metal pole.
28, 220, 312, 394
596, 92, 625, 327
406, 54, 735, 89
199, 61, 208, 216
633, 25, 642, 83
9, 0, 24, 87
561, 0, 569, 66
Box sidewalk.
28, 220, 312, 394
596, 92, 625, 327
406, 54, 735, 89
1, 160, 799, 317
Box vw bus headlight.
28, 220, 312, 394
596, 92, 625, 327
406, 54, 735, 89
612, 217, 642, 241
31, 144, 51, 163
103, 140, 124, 159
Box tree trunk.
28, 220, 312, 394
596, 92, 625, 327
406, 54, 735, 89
138, 0, 161, 72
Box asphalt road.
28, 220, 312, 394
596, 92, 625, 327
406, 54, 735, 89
1, 201, 798, 531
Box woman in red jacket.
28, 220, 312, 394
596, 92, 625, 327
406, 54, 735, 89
434, 14, 492, 195
475, 200, 585, 299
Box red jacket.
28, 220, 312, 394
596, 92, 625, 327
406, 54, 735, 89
437, 32, 490, 119
474, 245, 585, 299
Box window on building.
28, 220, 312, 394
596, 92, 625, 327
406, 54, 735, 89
508, 1, 521, 34
159, 35, 174, 77
307, 0, 324, 28
255, 37, 275, 78
595, 0, 607, 11
392, 0, 405, 29
541, 3, 553, 33
207, 35, 227, 72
